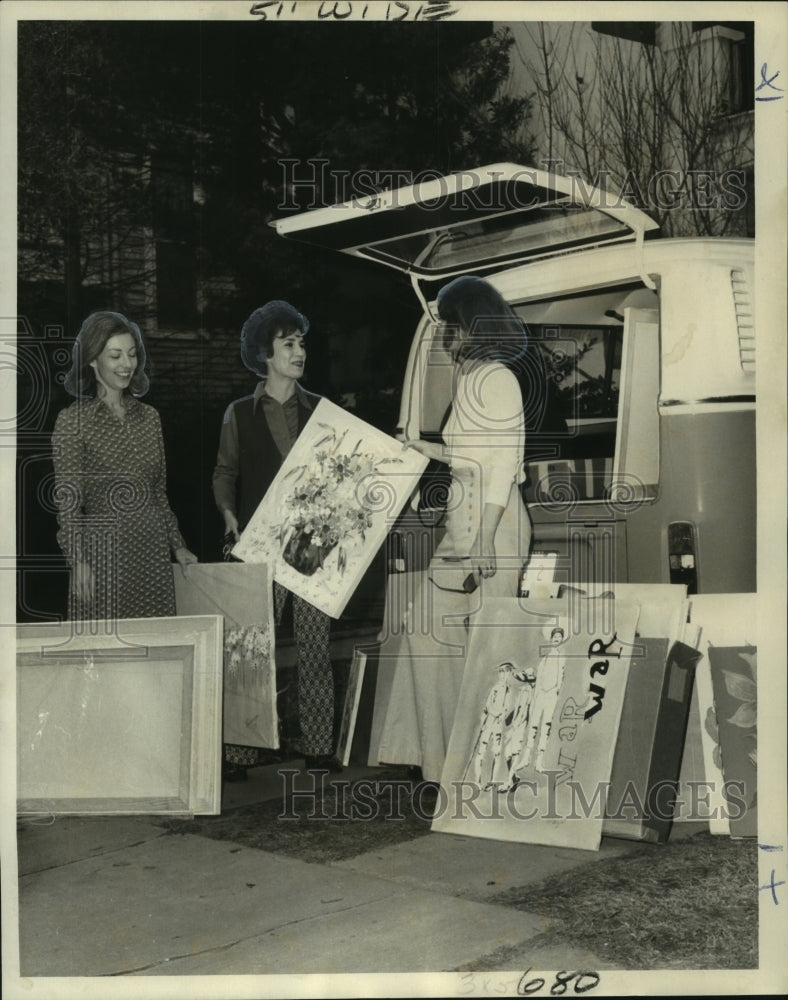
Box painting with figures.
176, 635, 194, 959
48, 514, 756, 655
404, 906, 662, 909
432, 597, 640, 851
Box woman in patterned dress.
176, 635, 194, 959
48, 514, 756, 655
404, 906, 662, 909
52, 311, 197, 621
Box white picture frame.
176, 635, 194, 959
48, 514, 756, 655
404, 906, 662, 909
336, 646, 368, 767
17, 614, 223, 816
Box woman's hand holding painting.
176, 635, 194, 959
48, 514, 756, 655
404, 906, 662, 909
402, 439, 446, 463
223, 509, 240, 543
174, 547, 199, 571
471, 529, 497, 580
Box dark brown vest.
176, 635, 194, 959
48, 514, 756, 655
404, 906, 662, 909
233, 393, 318, 530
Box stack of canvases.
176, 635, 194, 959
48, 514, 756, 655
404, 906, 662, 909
430, 582, 701, 850
350, 579, 748, 850
674, 592, 758, 840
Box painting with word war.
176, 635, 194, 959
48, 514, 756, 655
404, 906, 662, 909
232, 398, 428, 618
433, 597, 640, 851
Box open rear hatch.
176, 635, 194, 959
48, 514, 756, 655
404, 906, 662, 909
272, 162, 659, 281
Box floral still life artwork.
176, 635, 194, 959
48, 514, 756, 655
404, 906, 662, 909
173, 562, 278, 750
232, 399, 428, 618
707, 645, 758, 838
222, 622, 278, 750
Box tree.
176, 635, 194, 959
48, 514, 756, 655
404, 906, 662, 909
17, 18, 539, 600
17, 21, 220, 335
260, 23, 533, 202
19, 20, 536, 339
195, 20, 537, 407
19, 23, 146, 332
519, 22, 754, 237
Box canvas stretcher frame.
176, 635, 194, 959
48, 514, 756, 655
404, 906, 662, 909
16, 614, 223, 816
432, 596, 641, 851
676, 593, 759, 837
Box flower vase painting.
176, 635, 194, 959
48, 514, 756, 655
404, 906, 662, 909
232, 399, 428, 618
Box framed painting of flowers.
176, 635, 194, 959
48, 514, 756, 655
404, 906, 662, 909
232, 399, 428, 618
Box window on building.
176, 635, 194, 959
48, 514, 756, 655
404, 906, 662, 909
591, 22, 656, 46
693, 22, 755, 114
727, 32, 755, 112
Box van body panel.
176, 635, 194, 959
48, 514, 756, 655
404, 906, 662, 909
527, 407, 756, 593
272, 164, 756, 595
409, 238, 753, 432
650, 408, 756, 593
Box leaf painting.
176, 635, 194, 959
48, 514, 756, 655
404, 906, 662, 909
708, 645, 758, 837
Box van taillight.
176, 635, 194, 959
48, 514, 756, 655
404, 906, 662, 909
668, 521, 698, 594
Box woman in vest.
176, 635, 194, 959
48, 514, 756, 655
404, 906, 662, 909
213, 300, 340, 777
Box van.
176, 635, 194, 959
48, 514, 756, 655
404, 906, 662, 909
273, 164, 756, 595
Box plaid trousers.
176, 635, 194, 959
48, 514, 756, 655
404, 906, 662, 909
274, 582, 334, 756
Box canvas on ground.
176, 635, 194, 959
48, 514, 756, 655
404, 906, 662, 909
336, 647, 368, 767
432, 597, 639, 851
173, 562, 278, 749
17, 615, 223, 815
674, 593, 757, 834
708, 644, 758, 838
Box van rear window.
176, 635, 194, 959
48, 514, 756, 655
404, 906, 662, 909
516, 323, 646, 505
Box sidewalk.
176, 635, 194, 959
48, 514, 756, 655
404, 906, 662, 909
14, 758, 704, 980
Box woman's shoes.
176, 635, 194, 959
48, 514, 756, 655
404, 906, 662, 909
304, 754, 343, 773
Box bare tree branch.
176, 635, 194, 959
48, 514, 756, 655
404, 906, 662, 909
523, 22, 753, 238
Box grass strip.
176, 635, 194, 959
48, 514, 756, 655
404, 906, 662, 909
481, 831, 758, 970
157, 769, 437, 864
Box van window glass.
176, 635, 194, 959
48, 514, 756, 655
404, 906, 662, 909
365, 207, 631, 275
514, 323, 625, 504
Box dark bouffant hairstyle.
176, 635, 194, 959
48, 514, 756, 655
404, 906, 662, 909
240, 300, 310, 376
436, 275, 527, 364
63, 311, 149, 398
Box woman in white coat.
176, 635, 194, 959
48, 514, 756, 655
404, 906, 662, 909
377, 276, 533, 783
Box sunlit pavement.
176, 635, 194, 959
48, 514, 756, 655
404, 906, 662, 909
14, 759, 707, 980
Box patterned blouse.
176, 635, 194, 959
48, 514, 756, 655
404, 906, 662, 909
51, 397, 186, 620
